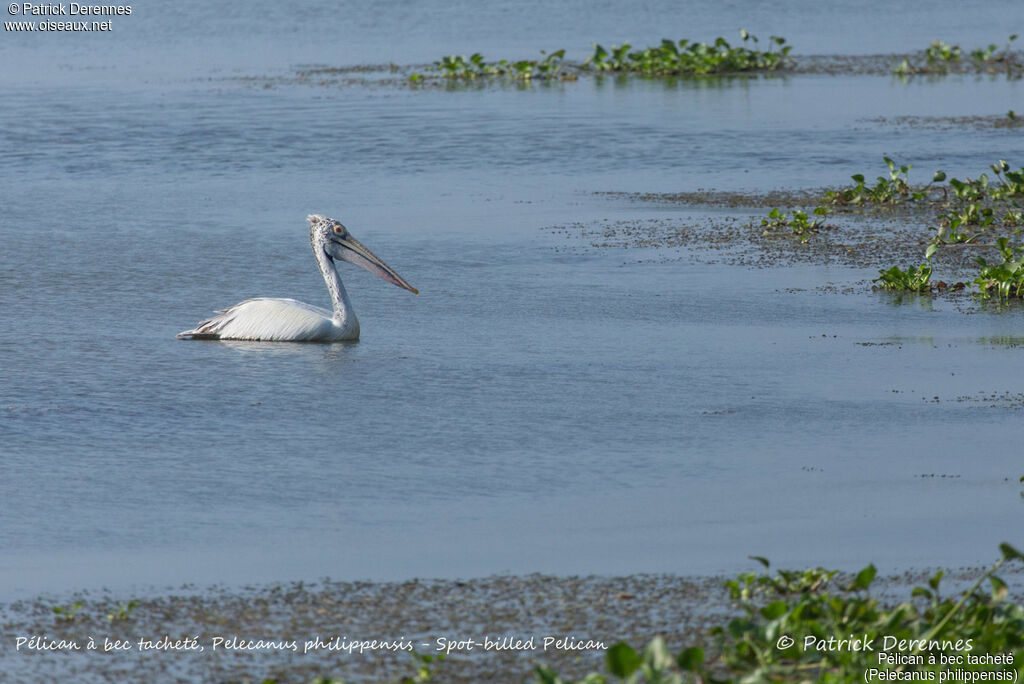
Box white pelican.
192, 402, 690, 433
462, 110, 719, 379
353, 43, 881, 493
177, 215, 417, 341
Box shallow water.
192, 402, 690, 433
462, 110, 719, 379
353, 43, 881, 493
2, 0, 1024, 600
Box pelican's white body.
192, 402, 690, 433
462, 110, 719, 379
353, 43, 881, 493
182, 298, 359, 341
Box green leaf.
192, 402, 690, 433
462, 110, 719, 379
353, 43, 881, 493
760, 601, 788, 619
643, 637, 675, 671
749, 555, 770, 569
530, 665, 562, 684
989, 575, 1008, 602
933, 171, 946, 182
999, 543, 1024, 561
851, 564, 877, 590
678, 646, 704, 671
606, 642, 642, 678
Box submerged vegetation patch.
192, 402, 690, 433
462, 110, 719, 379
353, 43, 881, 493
587, 157, 1024, 304
546, 211, 925, 273
860, 113, 1024, 131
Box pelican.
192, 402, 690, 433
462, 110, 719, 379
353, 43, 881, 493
177, 215, 417, 342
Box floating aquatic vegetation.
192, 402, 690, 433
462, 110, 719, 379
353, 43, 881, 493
413, 31, 792, 84
874, 263, 933, 292
106, 600, 139, 622
974, 238, 1024, 300
530, 544, 1024, 684
825, 158, 945, 205
855, 159, 1024, 300
760, 206, 830, 243
422, 49, 573, 82
751, 157, 1024, 299
585, 30, 791, 76
52, 601, 83, 623
892, 34, 1019, 76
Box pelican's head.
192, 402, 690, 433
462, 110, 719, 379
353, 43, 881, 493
308, 214, 418, 295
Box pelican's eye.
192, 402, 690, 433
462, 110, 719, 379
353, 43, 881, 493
333, 225, 345, 235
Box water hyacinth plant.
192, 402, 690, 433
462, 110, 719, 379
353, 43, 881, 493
893, 34, 1019, 76
971, 33, 1019, 64
585, 30, 791, 75
416, 31, 792, 83
874, 264, 933, 292
824, 157, 1024, 300
924, 162, 1024, 277
428, 49, 571, 81
52, 601, 83, 623
759, 157, 1024, 299
974, 238, 1024, 300
925, 40, 962, 64
825, 158, 945, 205
760, 206, 830, 243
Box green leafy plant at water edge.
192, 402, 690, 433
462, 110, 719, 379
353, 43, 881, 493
761, 206, 830, 243
949, 175, 989, 202
874, 263, 933, 292
262, 652, 447, 684
1003, 210, 1024, 226
428, 50, 571, 81
417, 30, 793, 83
401, 651, 446, 683
925, 40, 962, 64
52, 601, 83, 623
990, 160, 1024, 199
825, 158, 945, 205
893, 35, 1019, 75
528, 544, 1024, 683
971, 34, 1019, 63
800, 158, 1024, 298
938, 163, 1024, 206
924, 161, 1024, 266
586, 30, 791, 75
974, 237, 1024, 300
107, 600, 138, 622
926, 203, 995, 257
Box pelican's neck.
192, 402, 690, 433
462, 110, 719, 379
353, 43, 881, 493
314, 244, 358, 331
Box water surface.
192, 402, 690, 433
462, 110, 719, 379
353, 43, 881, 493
2, 0, 1023, 599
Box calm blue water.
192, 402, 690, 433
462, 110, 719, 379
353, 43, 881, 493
1, 0, 1024, 599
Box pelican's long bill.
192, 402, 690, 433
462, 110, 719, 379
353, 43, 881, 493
328, 233, 419, 295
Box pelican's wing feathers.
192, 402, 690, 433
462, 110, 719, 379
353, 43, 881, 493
176, 298, 340, 341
